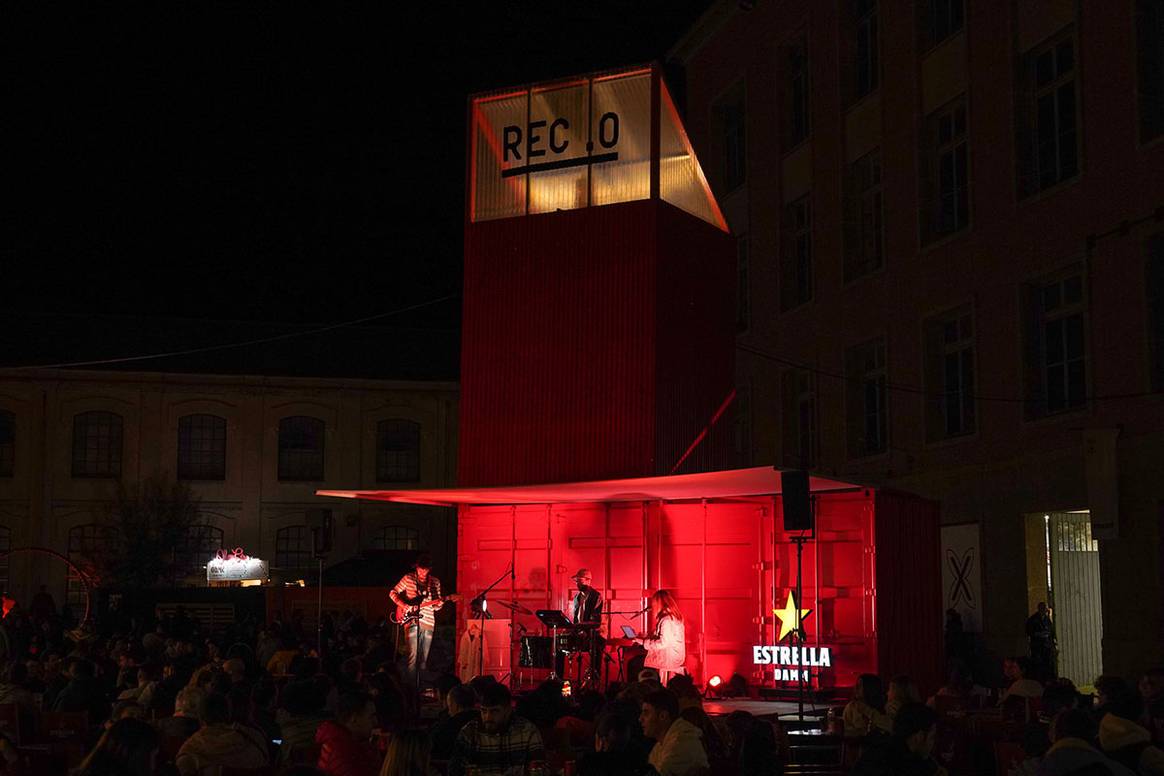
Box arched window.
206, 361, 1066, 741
178, 414, 227, 481
72, 411, 123, 478
371, 525, 419, 551
173, 524, 224, 583
67, 523, 118, 608
276, 525, 314, 575
0, 411, 14, 477
278, 416, 325, 481
376, 419, 420, 482
0, 526, 10, 594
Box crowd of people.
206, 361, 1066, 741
0, 593, 785, 776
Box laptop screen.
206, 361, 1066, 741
621, 625, 636, 639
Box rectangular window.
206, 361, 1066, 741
737, 234, 750, 332
922, 0, 964, 49
1017, 31, 1080, 196
1023, 270, 1087, 417
921, 97, 970, 244
72, 411, 123, 478
846, 338, 888, 457
924, 306, 976, 441
0, 412, 13, 477
715, 85, 747, 192
276, 525, 315, 575
784, 36, 810, 148
844, 150, 884, 282
1138, 0, 1164, 142
377, 419, 421, 482
854, 0, 880, 100
782, 370, 816, 468
1148, 234, 1164, 392
177, 414, 227, 481
781, 195, 813, 310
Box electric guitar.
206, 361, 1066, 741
391, 592, 461, 625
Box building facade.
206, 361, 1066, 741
0, 368, 458, 608
670, 0, 1164, 679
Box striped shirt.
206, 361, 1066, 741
448, 715, 545, 776
390, 571, 442, 629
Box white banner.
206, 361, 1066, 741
941, 523, 982, 632
207, 555, 269, 582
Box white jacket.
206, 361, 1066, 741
648, 717, 709, 776
643, 615, 685, 672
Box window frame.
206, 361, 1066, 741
71, 411, 124, 479
923, 305, 977, 443
921, 97, 971, 244
1135, 0, 1164, 144
172, 524, 225, 584
921, 0, 965, 51
0, 411, 13, 478
784, 34, 811, 150
177, 414, 227, 481
736, 234, 750, 333
67, 523, 119, 608
781, 194, 813, 311
854, 0, 880, 101
376, 419, 421, 483
844, 150, 885, 284
846, 337, 889, 458
711, 80, 747, 194
275, 525, 315, 575
371, 525, 420, 551
277, 416, 326, 482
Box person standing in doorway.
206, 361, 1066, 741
389, 552, 444, 689
1025, 602, 1057, 682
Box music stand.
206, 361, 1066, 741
535, 610, 572, 679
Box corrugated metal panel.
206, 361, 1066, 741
1048, 512, 1103, 686
459, 199, 734, 488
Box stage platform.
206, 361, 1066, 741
703, 698, 831, 721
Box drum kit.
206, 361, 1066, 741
488, 598, 608, 688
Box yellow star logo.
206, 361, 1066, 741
773, 591, 812, 642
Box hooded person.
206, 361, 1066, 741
639, 688, 708, 776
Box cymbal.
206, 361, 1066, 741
494, 599, 534, 615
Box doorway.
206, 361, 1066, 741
1025, 510, 1103, 687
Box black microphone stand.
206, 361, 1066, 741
471, 565, 513, 682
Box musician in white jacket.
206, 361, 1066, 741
634, 589, 686, 684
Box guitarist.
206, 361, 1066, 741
389, 552, 444, 687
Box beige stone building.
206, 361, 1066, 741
0, 366, 458, 609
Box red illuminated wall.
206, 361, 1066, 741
455, 489, 942, 695
459, 199, 735, 487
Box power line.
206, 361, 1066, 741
737, 341, 1162, 405
4, 294, 460, 371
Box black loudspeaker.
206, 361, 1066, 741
782, 469, 813, 532
306, 508, 334, 558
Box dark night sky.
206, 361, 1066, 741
6, 2, 713, 337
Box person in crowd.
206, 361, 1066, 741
844, 674, 892, 736
0, 661, 36, 710
1041, 708, 1135, 776
576, 710, 655, 776
737, 715, 782, 776
851, 702, 943, 776
222, 657, 251, 717
515, 678, 568, 729
887, 676, 921, 719
316, 691, 381, 776
175, 692, 269, 776
279, 678, 332, 763
1096, 679, 1164, 776
640, 688, 708, 776
1041, 680, 1085, 721
379, 727, 433, 776
633, 590, 686, 685
157, 685, 204, 742
117, 664, 159, 710
999, 657, 1044, 704
430, 683, 478, 760
1142, 667, 1164, 748
1024, 602, 1057, 682
53, 657, 111, 722
668, 674, 728, 760
77, 717, 160, 776
449, 682, 545, 776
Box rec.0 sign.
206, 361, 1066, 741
500, 112, 620, 177
207, 549, 269, 582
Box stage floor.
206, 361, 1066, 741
703, 698, 830, 719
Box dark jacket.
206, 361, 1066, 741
431, 709, 479, 760
52, 676, 109, 722
577, 749, 657, 776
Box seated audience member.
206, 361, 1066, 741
1143, 667, 1164, 748
844, 674, 893, 736
449, 682, 545, 776
640, 688, 709, 776
316, 691, 381, 776
1042, 708, 1136, 776
0, 662, 37, 710
175, 692, 269, 776
577, 711, 654, 776
431, 683, 478, 760
53, 657, 110, 722
737, 715, 782, 776
380, 727, 433, 776
77, 717, 160, 776
1097, 682, 1164, 776
851, 702, 943, 776
928, 665, 973, 709
1041, 680, 1084, 721
999, 658, 1043, 704
887, 676, 921, 719
1009, 723, 1050, 776
118, 665, 160, 709
432, 673, 461, 724
514, 678, 567, 729
279, 679, 332, 763
157, 686, 204, 742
